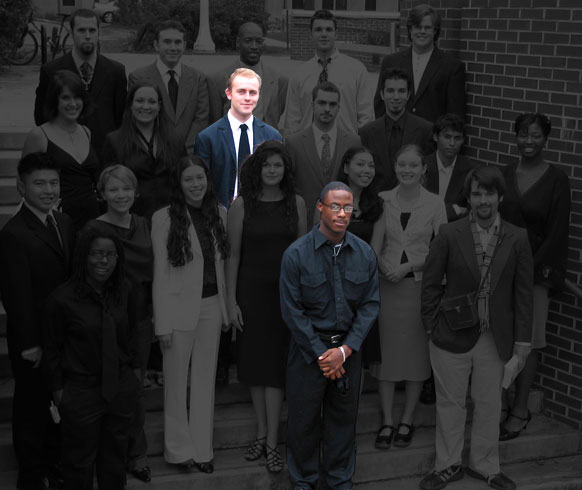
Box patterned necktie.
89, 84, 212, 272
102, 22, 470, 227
168, 70, 178, 112
46, 214, 62, 249
238, 123, 250, 169
318, 57, 331, 84
388, 121, 402, 164
80, 61, 92, 89
101, 305, 119, 402
321, 133, 332, 176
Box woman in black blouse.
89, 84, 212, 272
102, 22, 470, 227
499, 113, 571, 440
43, 229, 141, 490
151, 156, 229, 473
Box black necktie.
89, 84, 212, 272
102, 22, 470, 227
101, 306, 119, 402
168, 70, 178, 112
46, 214, 62, 249
318, 57, 331, 84
238, 123, 250, 168
388, 121, 402, 164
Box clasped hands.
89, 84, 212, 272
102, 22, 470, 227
318, 344, 352, 379
379, 258, 412, 283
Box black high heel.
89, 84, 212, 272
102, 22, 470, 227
499, 410, 531, 441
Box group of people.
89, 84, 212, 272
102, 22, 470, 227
0, 4, 572, 490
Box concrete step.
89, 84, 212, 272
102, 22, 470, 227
0, 180, 19, 206
0, 151, 19, 178
0, 339, 10, 379
0, 130, 27, 151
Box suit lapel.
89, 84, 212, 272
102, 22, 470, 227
489, 224, 514, 294
331, 130, 349, 180
455, 219, 481, 284
304, 128, 326, 186
21, 206, 64, 260
54, 212, 71, 266
90, 55, 107, 100
147, 64, 175, 120
219, 116, 236, 163
413, 48, 443, 104
175, 64, 193, 122
445, 157, 466, 202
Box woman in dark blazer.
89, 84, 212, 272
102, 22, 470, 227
151, 156, 229, 473
101, 82, 183, 222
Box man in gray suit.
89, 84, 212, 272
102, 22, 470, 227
286, 82, 361, 224
207, 22, 287, 129
129, 20, 208, 150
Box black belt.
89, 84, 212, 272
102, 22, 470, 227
316, 331, 346, 344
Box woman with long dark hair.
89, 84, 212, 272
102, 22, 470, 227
43, 229, 141, 490
22, 69, 100, 230
151, 156, 229, 473
227, 140, 306, 472
499, 113, 571, 440
102, 81, 183, 221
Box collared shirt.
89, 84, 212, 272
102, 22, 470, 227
312, 124, 338, 161
23, 201, 56, 227
43, 279, 139, 392
280, 225, 380, 364
411, 46, 434, 93
379, 187, 447, 281
281, 50, 374, 136
72, 49, 97, 80
475, 212, 501, 251
227, 110, 254, 198
436, 152, 457, 198
156, 58, 182, 89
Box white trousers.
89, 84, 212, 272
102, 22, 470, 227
163, 295, 222, 463
430, 331, 504, 477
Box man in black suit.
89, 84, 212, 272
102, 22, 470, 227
425, 113, 477, 222
373, 4, 465, 123
360, 68, 433, 191
0, 153, 74, 490
34, 9, 127, 155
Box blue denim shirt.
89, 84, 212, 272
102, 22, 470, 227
280, 225, 380, 364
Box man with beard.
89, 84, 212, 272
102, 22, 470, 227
285, 82, 361, 224
34, 9, 127, 156
419, 166, 533, 490
359, 68, 433, 191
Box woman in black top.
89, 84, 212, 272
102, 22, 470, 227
43, 229, 141, 490
499, 113, 571, 440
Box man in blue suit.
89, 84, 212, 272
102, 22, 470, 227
194, 68, 282, 208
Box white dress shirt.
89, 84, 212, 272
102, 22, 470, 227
227, 111, 254, 197
411, 47, 433, 93
156, 58, 182, 91
436, 152, 457, 198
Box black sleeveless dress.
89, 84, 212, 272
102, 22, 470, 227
236, 200, 296, 388
42, 127, 100, 230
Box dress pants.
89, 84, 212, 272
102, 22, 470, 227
429, 330, 504, 476
163, 295, 222, 463
59, 367, 139, 490
286, 339, 362, 490
11, 356, 60, 490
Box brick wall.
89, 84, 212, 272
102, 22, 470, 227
401, 0, 582, 430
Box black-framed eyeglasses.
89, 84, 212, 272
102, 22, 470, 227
88, 250, 118, 261
321, 202, 354, 214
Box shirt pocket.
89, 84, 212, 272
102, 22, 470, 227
300, 272, 328, 308
344, 269, 370, 302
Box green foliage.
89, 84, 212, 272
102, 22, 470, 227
116, 0, 268, 52
0, 0, 33, 67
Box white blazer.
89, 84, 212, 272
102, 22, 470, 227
151, 206, 229, 335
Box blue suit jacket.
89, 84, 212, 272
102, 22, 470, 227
193, 115, 282, 208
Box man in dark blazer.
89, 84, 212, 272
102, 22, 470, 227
419, 166, 532, 490
425, 113, 477, 222
129, 20, 209, 150
373, 4, 465, 123
0, 153, 74, 490
34, 9, 126, 155
286, 82, 361, 224
207, 22, 287, 129
360, 68, 433, 191
194, 68, 282, 209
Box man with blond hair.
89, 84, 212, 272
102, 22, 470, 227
194, 68, 282, 208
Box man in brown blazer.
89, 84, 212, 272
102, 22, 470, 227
207, 22, 287, 129
420, 166, 533, 490
129, 20, 209, 150
285, 82, 361, 224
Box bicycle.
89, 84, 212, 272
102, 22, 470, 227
9, 12, 71, 65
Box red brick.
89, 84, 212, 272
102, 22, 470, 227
553, 69, 581, 82
478, 8, 500, 18
496, 54, 517, 64
551, 93, 579, 105
485, 63, 504, 74
489, 19, 509, 30
499, 8, 520, 18
544, 9, 573, 20
540, 80, 565, 91
492, 97, 513, 109
514, 100, 538, 113
558, 21, 582, 33
517, 55, 541, 65
530, 44, 556, 56
475, 73, 494, 84
556, 394, 582, 411
515, 78, 539, 89
541, 377, 570, 394
533, 20, 559, 32
524, 89, 548, 101
502, 87, 524, 99
509, 0, 532, 6
477, 149, 498, 163
489, 141, 510, 153
566, 82, 582, 92
490, 119, 511, 131
505, 65, 527, 77
544, 32, 571, 44
476, 52, 495, 62
483, 85, 503, 96
542, 56, 570, 68
477, 30, 497, 40
474, 95, 493, 106
466, 83, 483, 94
519, 31, 543, 43
494, 75, 514, 86
468, 41, 487, 51
567, 57, 582, 70
480, 128, 500, 140
471, 137, 488, 149
498, 153, 518, 166
505, 42, 530, 54
469, 19, 488, 29
496, 30, 518, 42
505, 19, 531, 30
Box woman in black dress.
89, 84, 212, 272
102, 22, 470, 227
226, 141, 307, 472
43, 229, 141, 490
499, 113, 571, 440
82, 165, 153, 482
22, 70, 100, 230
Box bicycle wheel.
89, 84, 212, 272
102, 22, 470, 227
8, 30, 38, 65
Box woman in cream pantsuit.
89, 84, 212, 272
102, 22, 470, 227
151, 156, 229, 473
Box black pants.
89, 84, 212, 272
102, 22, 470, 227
286, 339, 362, 490
11, 355, 60, 490
59, 368, 138, 490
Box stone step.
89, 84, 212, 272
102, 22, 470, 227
0, 180, 19, 206
0, 151, 19, 178
0, 130, 27, 151
0, 339, 10, 379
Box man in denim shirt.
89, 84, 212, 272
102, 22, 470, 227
280, 181, 380, 490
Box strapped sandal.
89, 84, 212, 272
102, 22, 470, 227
244, 437, 266, 461
265, 443, 283, 473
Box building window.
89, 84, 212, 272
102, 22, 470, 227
365, 0, 377, 10
322, 0, 347, 9
292, 0, 304, 8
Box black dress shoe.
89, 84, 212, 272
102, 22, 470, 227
195, 461, 214, 473
393, 422, 414, 447
131, 466, 151, 482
